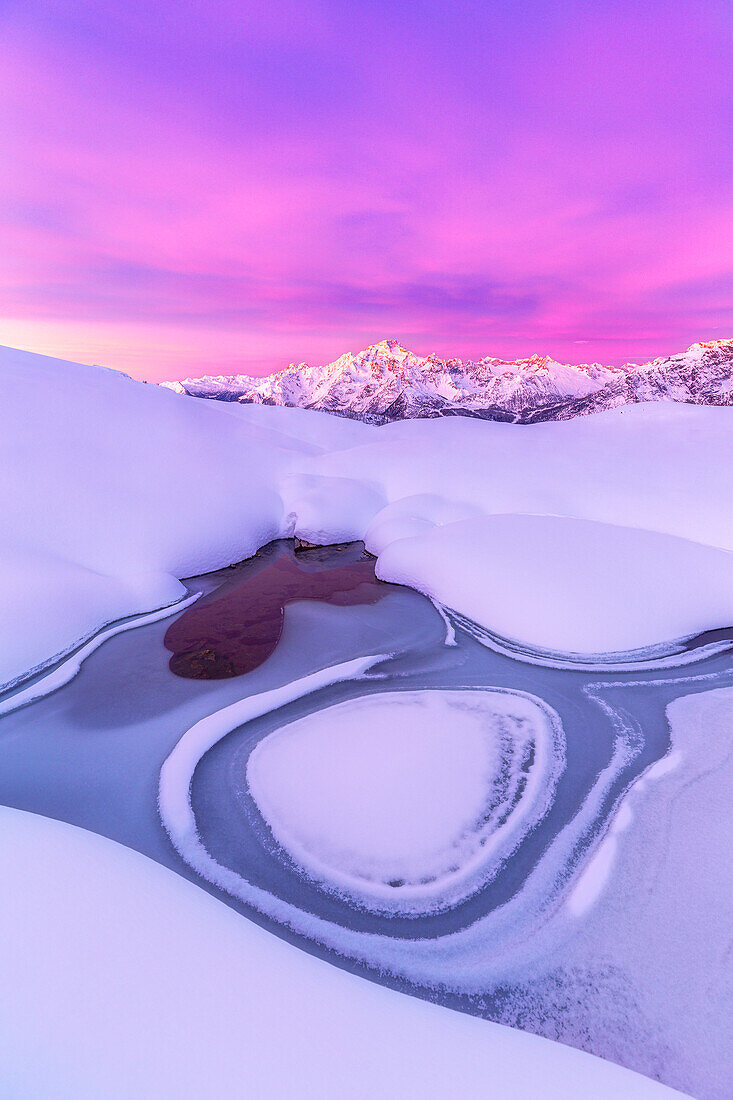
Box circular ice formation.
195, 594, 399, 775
247, 688, 564, 912
159, 655, 645, 990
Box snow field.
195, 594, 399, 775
1, 345, 729, 1096
0, 805, 688, 1099
2, 345, 733, 684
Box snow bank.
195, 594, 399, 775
247, 687, 564, 912
0, 345, 293, 688
306, 404, 733, 552
0, 545, 186, 691
222, 399, 374, 450
374, 515, 733, 653
282, 472, 385, 545
0, 804, 688, 1099
281, 404, 733, 656
2, 343, 732, 689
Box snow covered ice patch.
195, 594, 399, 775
247, 688, 564, 913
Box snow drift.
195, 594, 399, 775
374, 514, 733, 654
1, 343, 729, 1099
0, 804, 687, 1098
0, 345, 289, 688
1, 343, 732, 690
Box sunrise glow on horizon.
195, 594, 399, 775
2, 0, 731, 381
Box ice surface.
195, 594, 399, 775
158, 637, 733, 1097
543, 683, 733, 1098
1, 344, 731, 1097
2, 345, 732, 685
159, 645, 642, 969
0, 588, 200, 715
159, 655, 385, 858
247, 688, 564, 911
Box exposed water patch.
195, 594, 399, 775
1, 542, 731, 1096
0, 589, 202, 717
164, 541, 386, 679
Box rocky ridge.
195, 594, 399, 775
161, 338, 733, 423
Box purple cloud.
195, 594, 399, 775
1, 0, 731, 378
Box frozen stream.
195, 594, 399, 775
0, 540, 730, 1096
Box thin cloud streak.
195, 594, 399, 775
1, 0, 731, 378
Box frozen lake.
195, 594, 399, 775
1, 540, 731, 1096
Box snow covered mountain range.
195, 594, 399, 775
161, 338, 733, 424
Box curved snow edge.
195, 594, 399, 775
0, 588, 202, 716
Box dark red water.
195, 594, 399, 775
165, 541, 386, 679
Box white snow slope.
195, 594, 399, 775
1, 343, 729, 1097
0, 805, 688, 1099
1, 343, 732, 689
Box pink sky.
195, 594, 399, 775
1, 0, 731, 380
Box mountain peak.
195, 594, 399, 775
162, 338, 733, 424
370, 338, 408, 353
359, 339, 413, 363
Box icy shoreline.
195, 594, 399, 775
1, 343, 731, 1097
1, 343, 732, 690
